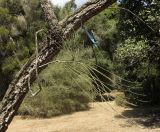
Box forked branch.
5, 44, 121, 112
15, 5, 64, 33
0, 0, 116, 131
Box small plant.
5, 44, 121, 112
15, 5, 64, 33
115, 93, 127, 107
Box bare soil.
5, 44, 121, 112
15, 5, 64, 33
7, 102, 160, 132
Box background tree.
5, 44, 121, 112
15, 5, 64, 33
115, 0, 160, 105
0, 0, 46, 100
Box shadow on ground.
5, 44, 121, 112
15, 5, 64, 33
115, 107, 160, 128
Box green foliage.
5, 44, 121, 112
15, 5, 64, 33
114, 38, 150, 81
0, 0, 159, 117
115, 0, 160, 106
85, 4, 119, 60
115, 93, 126, 107
0, 26, 9, 37
2, 57, 19, 73
115, 39, 149, 61
19, 50, 93, 118
0, 7, 11, 25
0, 0, 95, 117
0, 0, 46, 99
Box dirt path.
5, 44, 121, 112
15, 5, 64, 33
8, 102, 160, 132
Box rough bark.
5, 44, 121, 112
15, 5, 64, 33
0, 0, 116, 131
60, 0, 116, 38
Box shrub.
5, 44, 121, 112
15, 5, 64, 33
115, 93, 127, 107
19, 50, 94, 118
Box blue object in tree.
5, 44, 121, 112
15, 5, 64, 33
83, 27, 98, 48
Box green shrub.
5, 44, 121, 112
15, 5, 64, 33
115, 93, 127, 107
19, 50, 94, 118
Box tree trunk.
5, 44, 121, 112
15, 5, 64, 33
0, 0, 116, 131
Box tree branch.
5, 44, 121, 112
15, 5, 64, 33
59, 0, 116, 38
0, 0, 62, 131
0, 0, 116, 131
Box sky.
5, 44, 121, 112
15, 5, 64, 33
50, 0, 87, 7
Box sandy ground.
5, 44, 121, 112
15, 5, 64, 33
7, 102, 160, 132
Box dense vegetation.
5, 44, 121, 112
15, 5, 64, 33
0, 0, 46, 99
116, 0, 160, 105
0, 0, 160, 117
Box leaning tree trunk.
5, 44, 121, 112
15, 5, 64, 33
0, 0, 116, 131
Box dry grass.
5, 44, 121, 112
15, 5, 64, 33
8, 101, 160, 132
